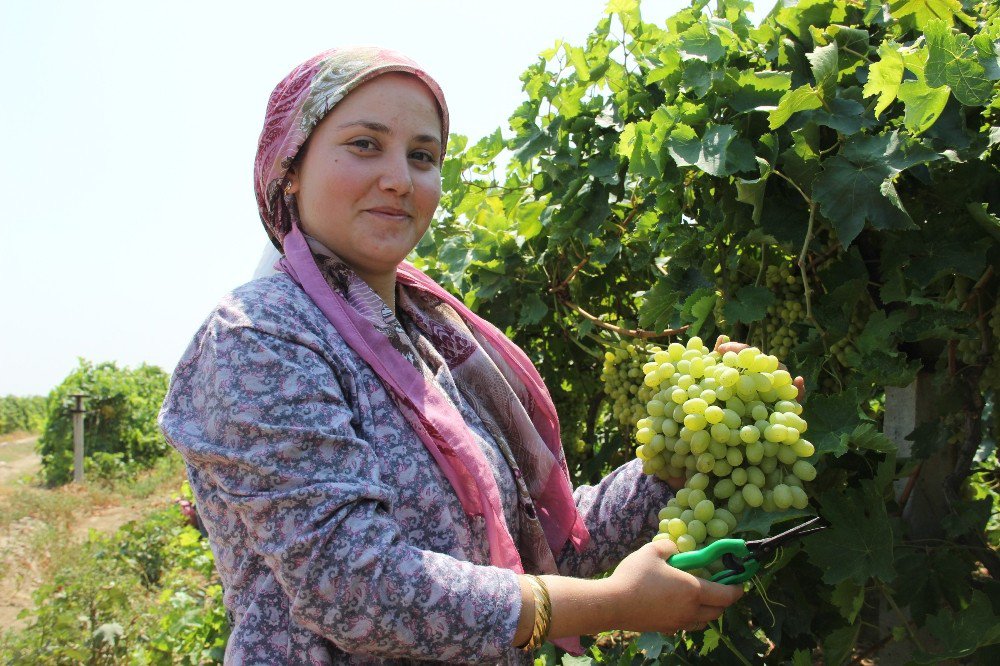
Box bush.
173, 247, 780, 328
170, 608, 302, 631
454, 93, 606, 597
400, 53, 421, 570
0, 395, 46, 435
38, 360, 170, 486
0, 499, 229, 664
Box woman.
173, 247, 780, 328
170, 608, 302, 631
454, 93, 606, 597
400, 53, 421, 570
159, 47, 743, 665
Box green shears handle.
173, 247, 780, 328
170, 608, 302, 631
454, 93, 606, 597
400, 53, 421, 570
667, 538, 759, 585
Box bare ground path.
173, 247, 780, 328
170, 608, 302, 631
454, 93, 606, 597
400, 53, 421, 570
0, 436, 183, 630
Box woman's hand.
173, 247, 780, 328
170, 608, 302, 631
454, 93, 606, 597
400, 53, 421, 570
714, 335, 806, 402
599, 539, 744, 633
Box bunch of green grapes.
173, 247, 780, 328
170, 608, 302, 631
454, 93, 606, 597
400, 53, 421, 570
631, 336, 817, 566
601, 343, 656, 426
755, 264, 805, 359
958, 304, 1000, 394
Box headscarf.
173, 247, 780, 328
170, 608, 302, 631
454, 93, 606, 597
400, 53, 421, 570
252, 47, 589, 577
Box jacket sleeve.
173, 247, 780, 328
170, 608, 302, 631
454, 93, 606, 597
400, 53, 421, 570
554, 458, 674, 578
159, 305, 521, 663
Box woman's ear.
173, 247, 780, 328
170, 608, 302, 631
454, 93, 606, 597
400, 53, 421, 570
285, 167, 300, 195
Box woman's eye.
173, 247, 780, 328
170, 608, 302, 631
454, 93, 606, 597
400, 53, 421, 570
410, 150, 436, 164
349, 139, 377, 151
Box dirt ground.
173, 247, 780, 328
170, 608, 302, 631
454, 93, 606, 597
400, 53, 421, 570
0, 436, 178, 629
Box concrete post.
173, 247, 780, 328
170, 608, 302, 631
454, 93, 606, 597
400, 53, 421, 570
69, 393, 87, 484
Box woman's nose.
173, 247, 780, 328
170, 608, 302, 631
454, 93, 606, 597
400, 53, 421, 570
378, 152, 414, 195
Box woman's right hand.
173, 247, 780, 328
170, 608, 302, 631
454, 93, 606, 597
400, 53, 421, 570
600, 538, 744, 633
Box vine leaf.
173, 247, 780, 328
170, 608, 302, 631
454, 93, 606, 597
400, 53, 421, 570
722, 285, 775, 324
862, 42, 905, 117
769, 85, 823, 129
813, 155, 914, 247
831, 579, 865, 623
807, 41, 839, 101
679, 287, 716, 335
915, 592, 1000, 662
805, 481, 895, 585
678, 22, 725, 63
888, 0, 963, 31
667, 123, 755, 176
638, 276, 679, 331
804, 389, 862, 457
897, 77, 950, 134
924, 19, 993, 106
735, 507, 812, 537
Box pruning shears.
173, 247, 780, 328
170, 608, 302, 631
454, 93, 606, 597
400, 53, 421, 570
667, 516, 827, 585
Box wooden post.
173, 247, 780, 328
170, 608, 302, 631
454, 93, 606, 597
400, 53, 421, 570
69, 393, 87, 484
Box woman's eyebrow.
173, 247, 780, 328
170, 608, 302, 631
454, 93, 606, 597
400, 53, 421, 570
337, 120, 441, 146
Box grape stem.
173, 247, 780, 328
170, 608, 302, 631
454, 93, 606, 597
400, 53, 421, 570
560, 298, 689, 338
549, 253, 591, 293
772, 170, 826, 339
878, 583, 927, 653
711, 620, 753, 666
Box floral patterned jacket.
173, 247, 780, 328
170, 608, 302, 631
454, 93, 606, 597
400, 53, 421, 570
159, 273, 673, 665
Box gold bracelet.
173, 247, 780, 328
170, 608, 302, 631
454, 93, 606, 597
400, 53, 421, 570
522, 574, 552, 652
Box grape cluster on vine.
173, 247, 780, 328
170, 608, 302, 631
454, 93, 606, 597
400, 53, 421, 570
631, 336, 818, 577
754, 264, 805, 360
600, 343, 654, 427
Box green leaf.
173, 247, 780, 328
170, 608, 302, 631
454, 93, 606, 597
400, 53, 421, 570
517, 201, 546, 240
863, 42, 905, 118
735, 507, 813, 537
681, 60, 712, 98
888, 0, 963, 31
849, 422, 897, 454
679, 287, 717, 336
813, 156, 914, 247
769, 85, 823, 130
722, 285, 776, 324
638, 276, 679, 331
805, 389, 862, 457
563, 44, 591, 81
634, 632, 669, 659
519, 293, 548, 325
822, 624, 861, 666
678, 23, 725, 63
805, 481, 895, 585
807, 41, 839, 101
831, 579, 866, 623
667, 123, 755, 176
897, 77, 950, 135
916, 592, 1000, 662
699, 626, 721, 655
924, 19, 993, 106
730, 70, 792, 113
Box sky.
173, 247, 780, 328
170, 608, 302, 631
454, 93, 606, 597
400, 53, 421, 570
0, 0, 777, 397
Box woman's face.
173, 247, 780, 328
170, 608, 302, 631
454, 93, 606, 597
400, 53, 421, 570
287, 73, 443, 284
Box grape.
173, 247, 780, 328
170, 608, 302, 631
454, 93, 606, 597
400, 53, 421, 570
707, 518, 729, 538
742, 484, 764, 507
687, 519, 708, 543
675, 534, 697, 552
666, 518, 687, 537
693, 499, 715, 522
792, 460, 817, 481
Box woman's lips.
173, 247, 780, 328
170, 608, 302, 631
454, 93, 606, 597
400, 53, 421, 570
366, 207, 411, 220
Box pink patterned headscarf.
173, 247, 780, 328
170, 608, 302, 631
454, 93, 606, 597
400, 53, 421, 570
252, 47, 588, 581
254, 46, 450, 250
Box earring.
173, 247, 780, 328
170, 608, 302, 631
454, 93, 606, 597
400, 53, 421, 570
283, 180, 293, 196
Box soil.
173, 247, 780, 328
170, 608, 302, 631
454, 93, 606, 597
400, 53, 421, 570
0, 435, 174, 630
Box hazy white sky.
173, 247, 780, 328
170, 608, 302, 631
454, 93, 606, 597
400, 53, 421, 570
0, 0, 775, 396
